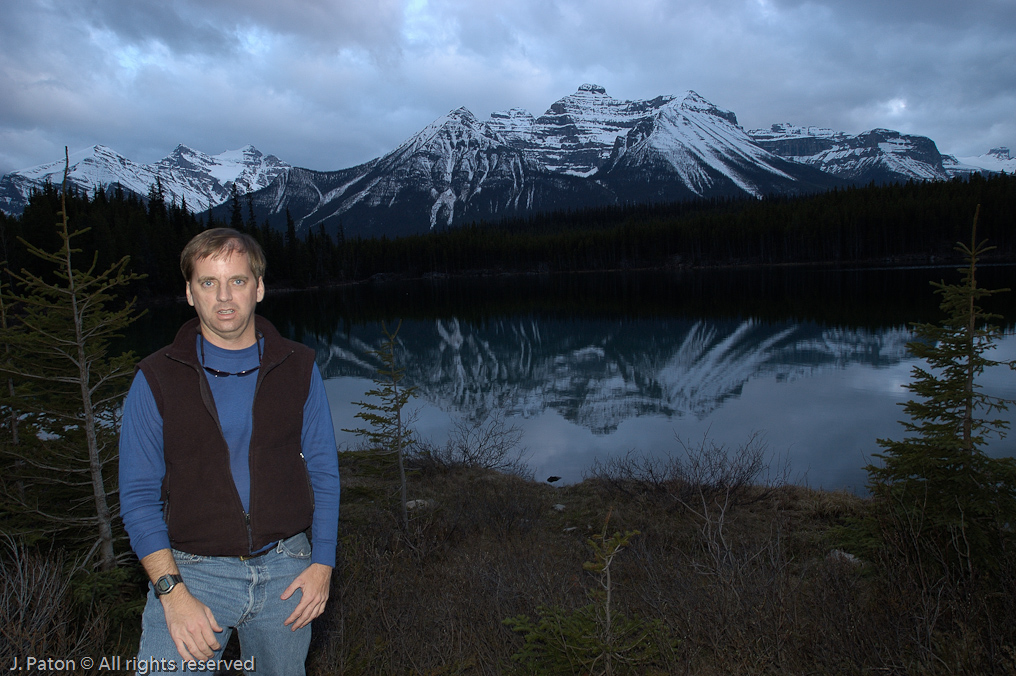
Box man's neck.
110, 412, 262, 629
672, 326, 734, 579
198, 320, 259, 350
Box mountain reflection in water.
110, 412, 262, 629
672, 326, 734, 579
315, 315, 1013, 492
315, 316, 913, 434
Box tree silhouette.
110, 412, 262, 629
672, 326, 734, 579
868, 206, 1016, 576
0, 149, 145, 570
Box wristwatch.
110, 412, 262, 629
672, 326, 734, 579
154, 574, 184, 597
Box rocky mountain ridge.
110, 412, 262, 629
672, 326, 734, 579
949, 146, 1015, 175
235, 86, 846, 236
747, 124, 953, 183
1, 85, 1007, 238
0, 143, 289, 216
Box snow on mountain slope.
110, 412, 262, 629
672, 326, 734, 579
489, 83, 676, 176
0, 144, 289, 215
153, 144, 290, 209
244, 86, 843, 237
487, 108, 536, 138
278, 107, 534, 233
7, 145, 155, 204
951, 147, 1015, 175
247, 106, 614, 237
748, 124, 951, 183
599, 93, 842, 199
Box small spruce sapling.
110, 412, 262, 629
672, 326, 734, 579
505, 512, 672, 675
867, 206, 1016, 576
343, 320, 418, 530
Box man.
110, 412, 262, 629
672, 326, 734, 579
119, 228, 340, 675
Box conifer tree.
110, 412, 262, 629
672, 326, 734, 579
505, 515, 670, 675
868, 206, 1016, 576
0, 149, 144, 571
343, 321, 417, 529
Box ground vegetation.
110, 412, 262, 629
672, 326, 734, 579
306, 440, 1016, 675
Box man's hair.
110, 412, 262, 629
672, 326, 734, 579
180, 228, 266, 282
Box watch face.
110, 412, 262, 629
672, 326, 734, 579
155, 575, 179, 595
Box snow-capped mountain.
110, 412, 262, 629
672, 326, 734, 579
0, 144, 289, 215
3, 85, 1006, 235
240, 105, 614, 237
949, 147, 1015, 175
747, 124, 952, 183
246, 86, 842, 237
597, 92, 841, 200
488, 83, 676, 177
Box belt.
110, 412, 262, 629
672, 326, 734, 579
238, 542, 277, 561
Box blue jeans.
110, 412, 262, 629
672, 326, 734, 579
137, 532, 313, 676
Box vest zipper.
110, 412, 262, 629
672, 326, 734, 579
245, 511, 253, 553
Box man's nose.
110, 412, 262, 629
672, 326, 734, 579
217, 283, 232, 301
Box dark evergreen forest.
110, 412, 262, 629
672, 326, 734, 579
1, 173, 1013, 299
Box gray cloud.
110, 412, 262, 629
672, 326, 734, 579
1, 0, 1013, 176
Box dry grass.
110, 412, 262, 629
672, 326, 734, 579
306, 456, 1016, 675
189, 455, 1016, 676
0, 535, 125, 672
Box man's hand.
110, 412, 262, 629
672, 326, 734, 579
281, 563, 332, 630
161, 586, 223, 661
140, 549, 223, 661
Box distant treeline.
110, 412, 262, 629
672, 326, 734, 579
1, 173, 1013, 299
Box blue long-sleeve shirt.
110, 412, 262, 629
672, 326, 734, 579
119, 337, 340, 567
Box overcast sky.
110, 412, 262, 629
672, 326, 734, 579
2, 0, 1014, 176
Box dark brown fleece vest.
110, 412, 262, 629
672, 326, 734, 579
137, 316, 315, 556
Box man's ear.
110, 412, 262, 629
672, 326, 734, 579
256, 277, 265, 303
185, 281, 195, 306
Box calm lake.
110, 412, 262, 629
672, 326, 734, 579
131, 265, 1016, 493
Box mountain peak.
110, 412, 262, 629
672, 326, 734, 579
681, 90, 709, 104
388, 105, 508, 165
952, 146, 1015, 174
677, 91, 738, 125
415, 107, 481, 132
449, 106, 477, 119
515, 85, 678, 175
987, 147, 1012, 160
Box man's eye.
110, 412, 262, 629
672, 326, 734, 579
233, 279, 245, 286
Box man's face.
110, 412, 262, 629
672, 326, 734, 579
185, 248, 265, 349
